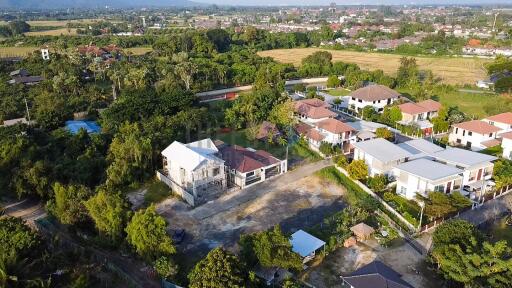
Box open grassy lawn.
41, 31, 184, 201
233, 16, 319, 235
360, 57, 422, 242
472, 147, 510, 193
25, 28, 78, 36
0, 46, 38, 57
324, 87, 351, 96
144, 181, 172, 205
259, 48, 491, 85
397, 87, 512, 118
125, 47, 153, 55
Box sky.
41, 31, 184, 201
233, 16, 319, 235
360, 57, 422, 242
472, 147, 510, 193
194, 0, 512, 6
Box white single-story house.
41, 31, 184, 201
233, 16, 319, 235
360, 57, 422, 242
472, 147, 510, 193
217, 142, 287, 189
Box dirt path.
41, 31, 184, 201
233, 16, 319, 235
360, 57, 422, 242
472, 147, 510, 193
157, 163, 345, 263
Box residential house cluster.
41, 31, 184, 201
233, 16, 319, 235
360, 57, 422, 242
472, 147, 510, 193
157, 138, 287, 206
448, 112, 512, 157
293, 98, 356, 154
348, 84, 401, 112
353, 138, 497, 200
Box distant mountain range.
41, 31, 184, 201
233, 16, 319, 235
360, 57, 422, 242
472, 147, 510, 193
0, 0, 203, 9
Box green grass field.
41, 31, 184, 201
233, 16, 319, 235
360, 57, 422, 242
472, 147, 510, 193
324, 88, 351, 96
144, 181, 172, 205
397, 87, 512, 118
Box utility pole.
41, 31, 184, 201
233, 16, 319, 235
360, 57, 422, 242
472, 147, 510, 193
24, 98, 31, 126
417, 201, 425, 232
492, 13, 499, 32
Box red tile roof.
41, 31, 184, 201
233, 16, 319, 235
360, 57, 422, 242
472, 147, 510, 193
501, 131, 512, 140
484, 112, 512, 125
453, 120, 502, 135
256, 121, 280, 140
481, 138, 502, 148
219, 145, 280, 173
295, 122, 313, 135
350, 85, 401, 102
416, 99, 442, 112
316, 118, 355, 134
294, 100, 336, 119
306, 129, 325, 142
398, 102, 430, 115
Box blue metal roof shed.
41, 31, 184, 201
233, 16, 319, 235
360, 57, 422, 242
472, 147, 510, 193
65, 120, 101, 134
290, 230, 326, 258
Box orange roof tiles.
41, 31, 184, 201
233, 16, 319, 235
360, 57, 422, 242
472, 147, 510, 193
453, 120, 502, 135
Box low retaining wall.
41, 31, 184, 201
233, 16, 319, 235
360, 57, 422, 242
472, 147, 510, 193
156, 170, 195, 206
334, 166, 416, 232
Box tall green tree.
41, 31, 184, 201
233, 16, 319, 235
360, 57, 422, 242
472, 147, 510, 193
188, 247, 247, 288
84, 187, 129, 242
125, 205, 175, 262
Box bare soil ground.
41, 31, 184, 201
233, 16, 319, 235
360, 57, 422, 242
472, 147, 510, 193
156, 174, 346, 266
259, 48, 490, 85
303, 239, 443, 288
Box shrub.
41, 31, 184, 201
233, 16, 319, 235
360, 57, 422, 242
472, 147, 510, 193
347, 160, 368, 181
367, 174, 388, 192
333, 154, 348, 168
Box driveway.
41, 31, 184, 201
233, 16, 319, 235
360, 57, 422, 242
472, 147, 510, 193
156, 160, 344, 262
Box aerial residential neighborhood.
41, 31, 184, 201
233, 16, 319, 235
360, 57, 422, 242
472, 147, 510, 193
1, 2, 512, 288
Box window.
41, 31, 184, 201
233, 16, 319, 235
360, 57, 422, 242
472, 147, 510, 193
213, 168, 220, 176
456, 139, 461, 144
455, 128, 458, 134
358, 99, 362, 103
462, 130, 465, 136
489, 133, 493, 137
399, 186, 407, 195
466, 141, 472, 148
246, 171, 255, 177
352, 97, 355, 101
489, 121, 494, 125
468, 131, 472, 136
434, 185, 445, 192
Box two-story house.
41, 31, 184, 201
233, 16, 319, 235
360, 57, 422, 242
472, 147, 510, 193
293, 98, 337, 124
158, 139, 226, 206
394, 158, 463, 200
448, 120, 502, 151
431, 147, 497, 194
501, 132, 512, 160
348, 84, 401, 113
315, 118, 357, 153
483, 112, 512, 133
352, 138, 413, 176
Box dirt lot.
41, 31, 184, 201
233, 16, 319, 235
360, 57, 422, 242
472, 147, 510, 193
303, 239, 443, 288
156, 173, 346, 265
258, 48, 490, 85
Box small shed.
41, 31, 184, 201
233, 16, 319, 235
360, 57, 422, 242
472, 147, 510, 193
290, 230, 326, 263
350, 223, 375, 241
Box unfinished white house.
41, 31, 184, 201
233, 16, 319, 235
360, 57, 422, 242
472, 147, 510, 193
157, 138, 226, 206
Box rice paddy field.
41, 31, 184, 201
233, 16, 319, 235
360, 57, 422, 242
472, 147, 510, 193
25, 28, 78, 36
0, 47, 38, 57
258, 48, 491, 85
0, 19, 104, 27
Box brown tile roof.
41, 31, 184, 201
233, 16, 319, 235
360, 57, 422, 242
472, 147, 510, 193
294, 100, 337, 119
316, 118, 355, 134
219, 145, 280, 173
256, 121, 281, 140
484, 112, 512, 125
306, 129, 325, 142
350, 85, 401, 102
295, 122, 313, 135
416, 99, 442, 112
453, 120, 502, 134
296, 98, 327, 107
481, 138, 502, 148
500, 131, 512, 140
398, 102, 430, 115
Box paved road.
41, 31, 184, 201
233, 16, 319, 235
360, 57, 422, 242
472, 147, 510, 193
1, 198, 47, 226
188, 159, 333, 220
